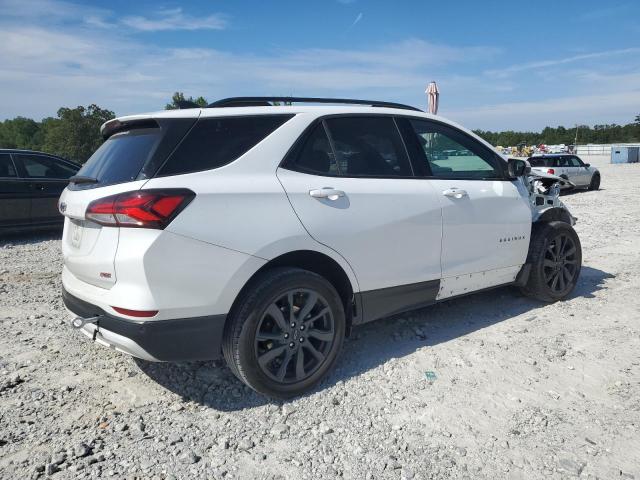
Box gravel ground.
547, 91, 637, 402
1, 156, 639, 480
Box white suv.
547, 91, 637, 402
60, 97, 582, 398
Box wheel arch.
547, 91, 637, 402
227, 250, 358, 336
534, 207, 574, 225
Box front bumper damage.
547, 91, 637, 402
525, 171, 577, 225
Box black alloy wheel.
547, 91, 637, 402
223, 267, 345, 398
520, 221, 582, 302
542, 233, 579, 296
254, 289, 336, 384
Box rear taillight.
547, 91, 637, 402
86, 189, 194, 229
547, 168, 555, 174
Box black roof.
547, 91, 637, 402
0, 149, 78, 165
529, 153, 575, 158
0, 148, 59, 155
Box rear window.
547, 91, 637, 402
76, 128, 161, 187
528, 157, 550, 167
157, 114, 294, 176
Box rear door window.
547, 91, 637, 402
14, 154, 78, 179
292, 123, 338, 175
0, 154, 17, 177
323, 116, 413, 177
158, 114, 294, 176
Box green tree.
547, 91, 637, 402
0, 117, 42, 150
165, 92, 208, 110
42, 104, 115, 163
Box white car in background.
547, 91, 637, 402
59, 97, 582, 398
528, 154, 600, 190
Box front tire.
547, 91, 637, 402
520, 221, 582, 302
588, 173, 600, 190
222, 267, 345, 399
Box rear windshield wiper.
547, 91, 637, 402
69, 175, 99, 184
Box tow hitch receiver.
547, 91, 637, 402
71, 316, 102, 330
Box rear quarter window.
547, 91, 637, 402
158, 114, 294, 177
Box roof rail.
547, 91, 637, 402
207, 96, 422, 112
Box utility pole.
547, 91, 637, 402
574, 124, 579, 146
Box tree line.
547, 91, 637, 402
0, 105, 115, 164
0, 93, 197, 164
1, 93, 639, 163
473, 116, 640, 147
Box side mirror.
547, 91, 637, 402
585, 163, 590, 167
507, 158, 530, 178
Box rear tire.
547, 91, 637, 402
588, 173, 600, 190
222, 267, 345, 399
520, 221, 582, 302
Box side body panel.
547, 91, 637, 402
0, 178, 31, 229
13, 154, 78, 226
429, 178, 531, 300
141, 112, 361, 297
62, 229, 266, 321
276, 168, 443, 292
29, 177, 69, 226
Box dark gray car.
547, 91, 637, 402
0, 149, 80, 233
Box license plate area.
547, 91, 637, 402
71, 220, 83, 248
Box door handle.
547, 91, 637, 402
309, 188, 345, 201
442, 188, 468, 199
33, 184, 45, 191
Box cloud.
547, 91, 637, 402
0, 19, 499, 121
350, 12, 363, 28
447, 90, 640, 130
0, 0, 638, 131
0, 0, 227, 32
486, 47, 640, 76
120, 8, 227, 31
0, 0, 110, 25
576, 4, 634, 21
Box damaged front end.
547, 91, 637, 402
525, 171, 576, 225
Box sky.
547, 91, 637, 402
0, 0, 639, 131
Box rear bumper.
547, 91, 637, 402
62, 287, 226, 362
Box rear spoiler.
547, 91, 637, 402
100, 118, 159, 140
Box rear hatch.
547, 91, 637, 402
60, 116, 197, 289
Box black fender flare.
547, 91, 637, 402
535, 207, 574, 225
